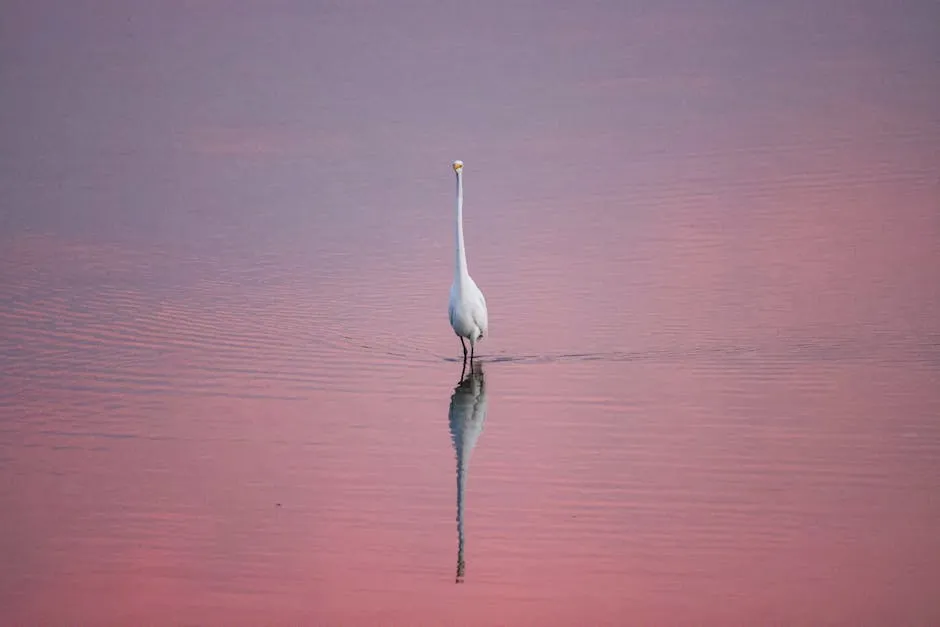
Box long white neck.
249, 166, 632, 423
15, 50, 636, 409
455, 171, 469, 286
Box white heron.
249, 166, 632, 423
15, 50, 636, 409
448, 160, 488, 364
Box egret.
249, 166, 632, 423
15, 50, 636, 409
448, 160, 488, 364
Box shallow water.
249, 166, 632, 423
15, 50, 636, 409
2, 1, 939, 625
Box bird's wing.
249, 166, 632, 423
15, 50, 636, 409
473, 293, 488, 335
448, 285, 459, 328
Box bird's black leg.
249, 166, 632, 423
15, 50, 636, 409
470, 342, 475, 363
461, 337, 468, 361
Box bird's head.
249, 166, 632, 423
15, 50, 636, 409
452, 160, 464, 175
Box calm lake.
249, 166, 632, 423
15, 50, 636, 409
2, 1, 938, 625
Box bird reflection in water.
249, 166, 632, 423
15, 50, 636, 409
448, 362, 488, 583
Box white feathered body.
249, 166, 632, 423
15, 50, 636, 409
449, 277, 488, 345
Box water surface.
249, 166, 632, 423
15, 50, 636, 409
1, 1, 939, 625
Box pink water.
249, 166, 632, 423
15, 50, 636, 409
2, 1, 939, 625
